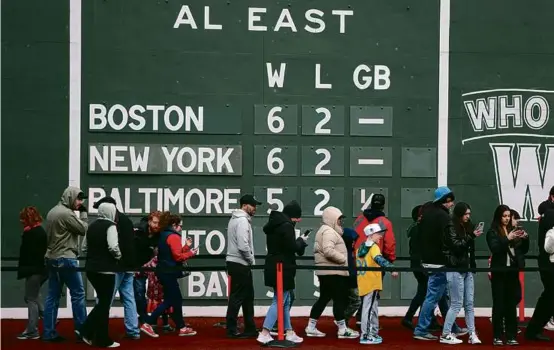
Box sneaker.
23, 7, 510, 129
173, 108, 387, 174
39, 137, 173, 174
506, 339, 519, 345
286, 331, 303, 343
440, 333, 463, 344
360, 335, 383, 345
125, 334, 140, 340
140, 324, 159, 338
493, 338, 504, 346
82, 336, 92, 346
401, 319, 414, 330
338, 328, 359, 339
455, 328, 469, 337
305, 327, 326, 337
17, 333, 40, 340
257, 332, 273, 344
42, 336, 66, 343
107, 342, 120, 348
545, 318, 554, 331
178, 327, 197, 336
469, 333, 482, 344
269, 327, 278, 336
162, 325, 175, 333
414, 333, 439, 341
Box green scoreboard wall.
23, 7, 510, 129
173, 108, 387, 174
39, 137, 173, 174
2, 0, 553, 310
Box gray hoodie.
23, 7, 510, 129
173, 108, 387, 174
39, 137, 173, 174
226, 209, 255, 266
45, 186, 88, 259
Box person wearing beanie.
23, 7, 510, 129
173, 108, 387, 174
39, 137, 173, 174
414, 186, 468, 341
257, 200, 307, 345
356, 221, 398, 344
352, 193, 396, 325
306, 206, 359, 340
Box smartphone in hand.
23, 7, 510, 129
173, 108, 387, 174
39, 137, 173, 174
302, 229, 312, 237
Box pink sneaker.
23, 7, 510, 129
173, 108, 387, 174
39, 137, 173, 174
178, 327, 197, 337
140, 324, 159, 338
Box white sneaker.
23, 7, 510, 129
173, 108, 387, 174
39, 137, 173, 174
338, 328, 359, 339
545, 318, 554, 331
257, 332, 274, 344
305, 327, 326, 337
440, 333, 463, 344
286, 332, 303, 343
469, 333, 482, 344
107, 342, 120, 348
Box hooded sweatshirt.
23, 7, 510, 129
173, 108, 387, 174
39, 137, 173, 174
226, 209, 255, 266
45, 186, 88, 259
82, 202, 121, 274
353, 208, 396, 262
314, 206, 348, 277
263, 210, 307, 290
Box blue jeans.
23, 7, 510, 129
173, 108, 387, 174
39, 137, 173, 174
112, 272, 140, 336
133, 276, 148, 323
443, 272, 475, 336
263, 290, 292, 331
43, 258, 87, 340
414, 271, 448, 336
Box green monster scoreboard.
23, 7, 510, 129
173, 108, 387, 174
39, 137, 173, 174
82, 0, 440, 305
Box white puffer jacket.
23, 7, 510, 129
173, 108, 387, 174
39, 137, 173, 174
313, 206, 348, 277
544, 227, 554, 263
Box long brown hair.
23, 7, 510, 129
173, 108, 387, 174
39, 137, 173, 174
491, 204, 512, 236
19, 206, 43, 229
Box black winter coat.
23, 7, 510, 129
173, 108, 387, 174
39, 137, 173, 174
443, 222, 476, 268
263, 211, 307, 291
487, 227, 529, 270
419, 202, 452, 265
17, 225, 47, 279
116, 211, 137, 269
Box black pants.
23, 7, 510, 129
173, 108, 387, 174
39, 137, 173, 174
146, 273, 185, 329
403, 270, 447, 323
491, 272, 519, 339
526, 266, 554, 336
226, 262, 256, 333
82, 273, 115, 347
310, 275, 348, 321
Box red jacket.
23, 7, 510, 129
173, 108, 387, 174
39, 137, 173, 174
353, 212, 396, 262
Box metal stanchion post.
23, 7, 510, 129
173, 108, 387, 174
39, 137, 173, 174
265, 262, 296, 348
518, 272, 528, 327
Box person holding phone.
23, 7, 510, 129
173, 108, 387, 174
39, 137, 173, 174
440, 202, 481, 345
487, 205, 529, 346
257, 200, 307, 344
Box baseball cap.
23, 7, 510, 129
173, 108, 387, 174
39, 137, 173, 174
363, 220, 387, 236
93, 196, 117, 209
239, 194, 262, 206
433, 186, 454, 203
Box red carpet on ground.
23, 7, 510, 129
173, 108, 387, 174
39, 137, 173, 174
1, 317, 552, 349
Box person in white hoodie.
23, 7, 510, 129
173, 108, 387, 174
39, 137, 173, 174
225, 194, 262, 338
305, 206, 359, 340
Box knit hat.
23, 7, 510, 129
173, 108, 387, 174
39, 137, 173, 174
433, 186, 455, 203
283, 200, 302, 219
93, 196, 117, 209
370, 194, 385, 210
363, 220, 387, 236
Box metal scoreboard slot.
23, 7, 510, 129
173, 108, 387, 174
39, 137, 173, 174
301, 105, 346, 136
349, 146, 393, 177
301, 146, 345, 176
253, 145, 298, 176
254, 105, 298, 135
349, 106, 393, 137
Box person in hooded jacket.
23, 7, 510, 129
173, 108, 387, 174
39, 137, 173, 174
256, 201, 307, 345
43, 186, 88, 342
81, 202, 122, 348
305, 206, 359, 339
92, 196, 140, 340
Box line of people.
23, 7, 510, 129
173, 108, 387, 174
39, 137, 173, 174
15, 185, 554, 347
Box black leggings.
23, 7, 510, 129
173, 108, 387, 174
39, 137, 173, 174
82, 273, 116, 347
309, 275, 348, 321
491, 272, 519, 339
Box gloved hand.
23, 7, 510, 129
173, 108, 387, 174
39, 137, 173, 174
77, 204, 88, 213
